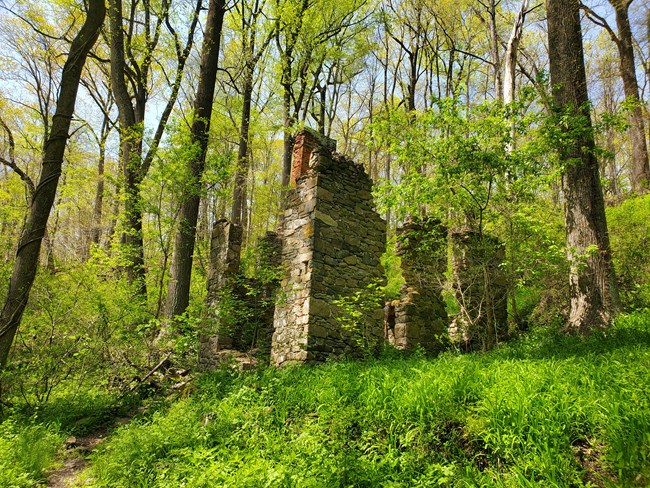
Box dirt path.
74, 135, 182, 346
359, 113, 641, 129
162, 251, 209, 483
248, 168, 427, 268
46, 417, 130, 488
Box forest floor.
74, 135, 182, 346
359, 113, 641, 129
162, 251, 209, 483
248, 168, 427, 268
46, 415, 133, 488
1, 309, 650, 487
46, 430, 105, 487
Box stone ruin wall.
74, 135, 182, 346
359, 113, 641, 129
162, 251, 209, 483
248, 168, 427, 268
199, 131, 511, 370
199, 220, 243, 370
270, 130, 386, 366
386, 218, 448, 352
199, 221, 281, 370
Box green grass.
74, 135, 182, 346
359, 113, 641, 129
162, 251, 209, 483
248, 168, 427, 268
0, 388, 132, 486
0, 421, 62, 487
85, 310, 650, 487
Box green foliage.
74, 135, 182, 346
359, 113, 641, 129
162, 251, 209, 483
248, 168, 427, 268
607, 194, 650, 310
0, 421, 62, 486
381, 238, 405, 300
333, 282, 385, 356
0, 259, 154, 407
371, 96, 545, 230
86, 310, 650, 486
205, 238, 283, 358
0, 386, 136, 487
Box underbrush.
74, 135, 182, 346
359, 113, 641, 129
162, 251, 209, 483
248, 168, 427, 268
0, 388, 139, 486
86, 309, 650, 487
0, 422, 61, 487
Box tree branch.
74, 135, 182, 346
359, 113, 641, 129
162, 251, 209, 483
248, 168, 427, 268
580, 2, 620, 46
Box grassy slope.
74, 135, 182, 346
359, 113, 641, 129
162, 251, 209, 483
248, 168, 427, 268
84, 310, 650, 487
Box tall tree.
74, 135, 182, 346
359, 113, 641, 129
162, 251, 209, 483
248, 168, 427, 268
546, 0, 618, 333
275, 0, 368, 186
0, 0, 106, 366
164, 0, 227, 321
230, 0, 276, 229
108, 0, 202, 293
80, 57, 116, 256
582, 0, 650, 194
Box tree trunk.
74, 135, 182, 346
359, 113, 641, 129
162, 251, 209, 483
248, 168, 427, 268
231, 69, 254, 227
610, 0, 650, 193
281, 83, 294, 188
0, 0, 106, 366
90, 134, 106, 249
108, 0, 147, 294
488, 0, 503, 101
108, 0, 198, 294
503, 0, 529, 105
546, 0, 619, 333
87, 118, 110, 259
164, 0, 226, 321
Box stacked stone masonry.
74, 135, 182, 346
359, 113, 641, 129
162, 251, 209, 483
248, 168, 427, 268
199, 220, 243, 370
271, 130, 387, 366
386, 218, 448, 352
200, 130, 511, 370
200, 228, 283, 370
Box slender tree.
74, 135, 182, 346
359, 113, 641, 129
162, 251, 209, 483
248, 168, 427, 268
582, 0, 650, 194
164, 0, 227, 321
503, 0, 530, 105
546, 0, 619, 333
0, 0, 106, 366
230, 0, 276, 229
108, 0, 202, 293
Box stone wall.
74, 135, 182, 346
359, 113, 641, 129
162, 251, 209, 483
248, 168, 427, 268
199, 220, 243, 369
386, 218, 448, 352
199, 227, 282, 370
451, 231, 508, 350
271, 130, 386, 366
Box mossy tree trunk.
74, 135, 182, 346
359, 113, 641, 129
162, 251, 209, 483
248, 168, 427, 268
164, 0, 227, 321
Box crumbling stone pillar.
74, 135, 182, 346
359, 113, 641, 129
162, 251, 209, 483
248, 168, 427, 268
271, 129, 386, 366
451, 231, 508, 350
291, 129, 336, 186
199, 220, 242, 370
200, 226, 284, 370
386, 218, 448, 352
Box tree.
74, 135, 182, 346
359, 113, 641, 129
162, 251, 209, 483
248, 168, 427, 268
164, 0, 227, 321
79, 56, 116, 256
230, 0, 276, 230
108, 0, 202, 294
546, 0, 618, 332
582, 0, 650, 194
274, 0, 369, 186
503, 0, 530, 105
0, 0, 106, 366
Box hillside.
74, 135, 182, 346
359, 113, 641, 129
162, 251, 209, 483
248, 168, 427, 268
3, 310, 646, 487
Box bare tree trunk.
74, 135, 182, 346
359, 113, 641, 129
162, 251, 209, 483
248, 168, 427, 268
546, 0, 619, 333
488, 0, 503, 101
164, 0, 226, 321
0, 0, 106, 366
583, 0, 650, 193
90, 132, 107, 249
503, 0, 530, 105
85, 116, 111, 259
